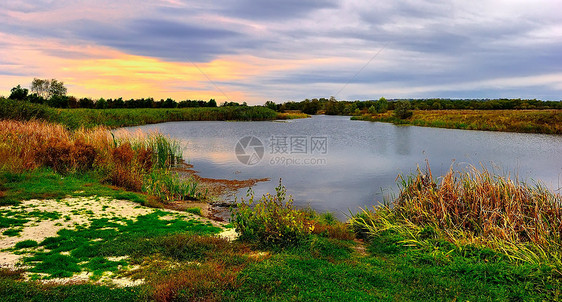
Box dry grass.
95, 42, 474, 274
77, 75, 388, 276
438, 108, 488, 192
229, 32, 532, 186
0, 119, 196, 201
352, 164, 562, 267
359, 109, 562, 134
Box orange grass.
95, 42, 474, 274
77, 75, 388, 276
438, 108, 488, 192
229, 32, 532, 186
358, 109, 562, 134
0, 119, 193, 201
353, 164, 562, 267
395, 165, 562, 246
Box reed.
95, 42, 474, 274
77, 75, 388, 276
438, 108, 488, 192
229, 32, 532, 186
0, 119, 202, 202
351, 164, 562, 268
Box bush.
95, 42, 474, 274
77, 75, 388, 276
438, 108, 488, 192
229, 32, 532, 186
393, 100, 413, 119
232, 181, 314, 248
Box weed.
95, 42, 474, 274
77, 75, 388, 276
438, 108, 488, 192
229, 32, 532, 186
232, 181, 314, 248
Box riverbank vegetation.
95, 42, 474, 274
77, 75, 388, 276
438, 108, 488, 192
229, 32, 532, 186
2, 82, 561, 299
269, 97, 561, 134
353, 109, 562, 134
2, 155, 561, 300
0, 98, 278, 129
0, 119, 203, 205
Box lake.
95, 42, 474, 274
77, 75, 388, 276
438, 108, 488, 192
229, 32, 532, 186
124, 115, 562, 218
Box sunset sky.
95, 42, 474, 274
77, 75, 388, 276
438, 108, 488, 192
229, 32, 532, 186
1, 0, 561, 104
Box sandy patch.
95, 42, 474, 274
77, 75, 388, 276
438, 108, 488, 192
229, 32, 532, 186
0, 196, 238, 286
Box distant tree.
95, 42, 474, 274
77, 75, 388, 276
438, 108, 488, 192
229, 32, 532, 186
208, 99, 217, 107
265, 100, 277, 111
113, 97, 125, 108
28, 93, 45, 104
375, 97, 388, 113
162, 98, 177, 108
47, 95, 69, 108
30, 78, 50, 98
393, 100, 413, 119
95, 98, 108, 109
49, 79, 67, 97
30, 78, 67, 99
9, 85, 28, 100
79, 98, 95, 109
68, 96, 78, 108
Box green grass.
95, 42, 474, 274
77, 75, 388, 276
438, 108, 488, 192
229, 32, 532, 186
0, 275, 144, 302
17, 211, 221, 279
0, 169, 147, 206
185, 207, 202, 216
227, 232, 560, 301
0, 98, 279, 129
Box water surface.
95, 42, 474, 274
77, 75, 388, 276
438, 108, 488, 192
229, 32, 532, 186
125, 115, 562, 218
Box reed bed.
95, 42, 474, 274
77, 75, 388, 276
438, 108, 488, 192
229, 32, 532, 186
352, 164, 562, 268
0, 119, 200, 202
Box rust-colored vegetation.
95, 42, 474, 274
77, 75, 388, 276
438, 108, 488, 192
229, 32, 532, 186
356, 109, 562, 134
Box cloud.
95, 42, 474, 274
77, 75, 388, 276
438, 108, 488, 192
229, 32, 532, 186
72, 18, 251, 62
218, 0, 339, 20
0, 0, 561, 102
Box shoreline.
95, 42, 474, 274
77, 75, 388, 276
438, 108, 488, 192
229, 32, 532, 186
351, 109, 562, 134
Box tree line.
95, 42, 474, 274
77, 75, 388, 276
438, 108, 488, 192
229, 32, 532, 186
7, 78, 560, 112
266, 97, 561, 115
7, 79, 221, 109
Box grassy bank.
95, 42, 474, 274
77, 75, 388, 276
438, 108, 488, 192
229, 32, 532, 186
0, 98, 278, 129
1, 166, 561, 300
353, 109, 562, 134
0, 119, 203, 205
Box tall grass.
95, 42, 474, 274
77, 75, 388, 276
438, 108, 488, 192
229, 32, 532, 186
351, 164, 562, 269
0, 98, 279, 129
0, 120, 201, 202
354, 109, 562, 134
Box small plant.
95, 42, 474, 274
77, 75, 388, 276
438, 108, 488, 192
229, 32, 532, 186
185, 207, 202, 216
231, 181, 314, 248
143, 171, 203, 202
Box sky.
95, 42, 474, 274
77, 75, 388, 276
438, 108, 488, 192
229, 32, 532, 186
1, 0, 561, 104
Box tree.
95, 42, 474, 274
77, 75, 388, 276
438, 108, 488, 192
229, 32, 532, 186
9, 85, 28, 100
265, 100, 277, 111
47, 95, 69, 108
30, 78, 49, 98
95, 98, 108, 109
208, 99, 217, 107
375, 97, 388, 113
162, 98, 177, 108
393, 100, 413, 119
30, 78, 67, 99
49, 79, 67, 98
79, 98, 95, 108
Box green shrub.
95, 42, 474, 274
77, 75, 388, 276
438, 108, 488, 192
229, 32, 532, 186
231, 181, 314, 248
393, 100, 413, 119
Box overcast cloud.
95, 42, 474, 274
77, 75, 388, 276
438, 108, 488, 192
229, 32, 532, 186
0, 0, 560, 102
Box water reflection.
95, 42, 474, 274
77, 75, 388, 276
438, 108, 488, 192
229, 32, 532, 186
124, 115, 562, 218
394, 126, 412, 155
